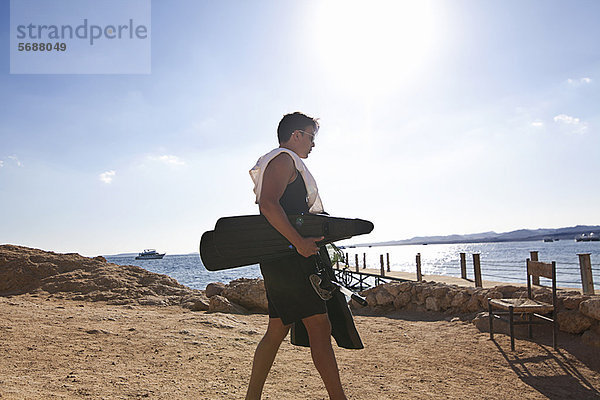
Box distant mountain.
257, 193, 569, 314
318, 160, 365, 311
103, 252, 138, 257
358, 225, 600, 247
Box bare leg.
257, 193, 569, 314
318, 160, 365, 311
245, 318, 290, 400
303, 313, 347, 400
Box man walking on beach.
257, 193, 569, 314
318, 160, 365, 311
246, 112, 348, 400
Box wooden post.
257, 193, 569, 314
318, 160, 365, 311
345, 253, 349, 267
578, 253, 595, 295
460, 252, 467, 279
386, 253, 390, 272
363, 253, 366, 269
473, 253, 482, 288
530, 251, 540, 285
355, 254, 359, 273
416, 253, 422, 282
380, 255, 385, 277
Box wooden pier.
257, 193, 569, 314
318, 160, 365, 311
333, 249, 596, 293
332, 264, 533, 292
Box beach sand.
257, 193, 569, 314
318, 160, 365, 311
1, 293, 599, 399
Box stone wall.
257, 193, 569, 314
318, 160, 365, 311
208, 277, 600, 347
356, 280, 600, 348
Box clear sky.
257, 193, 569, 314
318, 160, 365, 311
1, 0, 599, 256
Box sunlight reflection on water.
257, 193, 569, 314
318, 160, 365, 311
106, 240, 599, 291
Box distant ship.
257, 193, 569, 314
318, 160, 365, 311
135, 249, 166, 259
575, 233, 600, 242
543, 237, 554, 243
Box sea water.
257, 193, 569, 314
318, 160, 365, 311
344, 240, 600, 290
105, 240, 600, 291
105, 253, 262, 290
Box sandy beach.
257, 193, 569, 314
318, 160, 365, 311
1, 244, 599, 399
1, 292, 599, 399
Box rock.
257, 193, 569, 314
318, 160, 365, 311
561, 296, 589, 310
410, 285, 418, 298
138, 296, 167, 306
208, 295, 247, 314
385, 282, 411, 297
531, 287, 552, 304
181, 294, 210, 311
205, 282, 226, 298
374, 287, 395, 306
364, 291, 378, 308
582, 329, 600, 348
397, 282, 413, 293
393, 292, 412, 309
473, 312, 528, 336
432, 286, 449, 299
0, 244, 205, 307
484, 291, 503, 307
350, 297, 367, 309
419, 286, 433, 304
425, 296, 439, 312
222, 278, 267, 312
462, 295, 481, 313
579, 298, 600, 321
495, 285, 520, 297
473, 312, 491, 332
451, 291, 470, 308
85, 329, 112, 335
557, 310, 593, 334
441, 289, 461, 310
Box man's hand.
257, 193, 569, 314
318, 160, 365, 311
293, 236, 325, 258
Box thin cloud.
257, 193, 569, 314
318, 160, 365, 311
0, 160, 3, 168
7, 155, 22, 167
99, 170, 116, 184
554, 114, 580, 124
553, 114, 588, 134
567, 77, 592, 85
531, 120, 544, 128
148, 155, 185, 166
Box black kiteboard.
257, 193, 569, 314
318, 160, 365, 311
200, 214, 373, 271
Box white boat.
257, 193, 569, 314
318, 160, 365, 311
135, 249, 165, 259
575, 233, 600, 242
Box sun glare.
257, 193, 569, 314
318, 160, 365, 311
313, 0, 438, 95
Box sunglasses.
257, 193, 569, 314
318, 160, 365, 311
297, 130, 316, 143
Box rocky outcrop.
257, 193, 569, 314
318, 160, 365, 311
222, 278, 268, 312
203, 278, 268, 314
0, 245, 268, 315
0, 244, 207, 309
208, 295, 248, 314
557, 310, 594, 334
580, 298, 600, 320
205, 282, 226, 298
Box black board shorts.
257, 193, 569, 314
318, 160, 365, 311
260, 253, 327, 326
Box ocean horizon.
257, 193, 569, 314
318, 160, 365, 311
105, 240, 600, 292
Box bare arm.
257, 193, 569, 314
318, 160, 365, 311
259, 153, 323, 258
